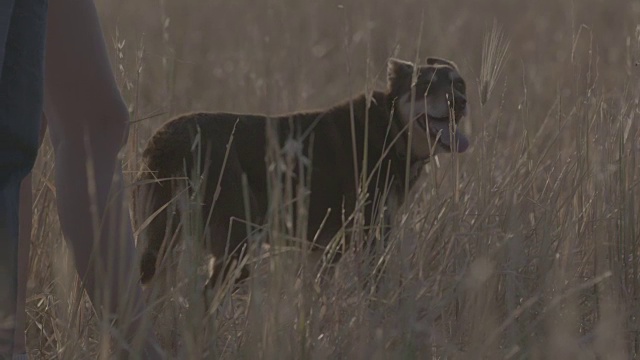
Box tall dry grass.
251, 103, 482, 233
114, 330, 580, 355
23, 0, 640, 358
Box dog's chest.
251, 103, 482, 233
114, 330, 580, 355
382, 161, 426, 227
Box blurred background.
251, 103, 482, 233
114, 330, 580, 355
96, 0, 638, 129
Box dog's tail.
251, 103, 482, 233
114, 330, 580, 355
133, 118, 194, 284
133, 167, 176, 284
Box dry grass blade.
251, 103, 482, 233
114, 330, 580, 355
480, 20, 510, 105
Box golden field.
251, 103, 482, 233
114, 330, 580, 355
23, 0, 640, 358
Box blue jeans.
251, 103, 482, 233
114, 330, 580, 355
0, 0, 47, 357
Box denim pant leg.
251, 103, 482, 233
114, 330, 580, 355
0, 0, 48, 356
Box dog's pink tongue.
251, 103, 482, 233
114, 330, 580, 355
429, 120, 469, 153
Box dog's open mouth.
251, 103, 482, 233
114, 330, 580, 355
417, 115, 469, 153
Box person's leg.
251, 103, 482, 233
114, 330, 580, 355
43, 0, 161, 358
0, 0, 47, 357
12, 175, 32, 358
13, 117, 47, 359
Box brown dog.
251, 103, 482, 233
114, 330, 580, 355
133, 57, 470, 286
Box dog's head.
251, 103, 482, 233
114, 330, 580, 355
387, 57, 469, 157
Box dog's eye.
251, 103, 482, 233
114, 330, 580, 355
415, 83, 430, 96
453, 79, 466, 92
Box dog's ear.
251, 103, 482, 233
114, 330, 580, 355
426, 57, 458, 70
387, 58, 414, 93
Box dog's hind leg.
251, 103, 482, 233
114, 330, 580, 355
200, 145, 261, 289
